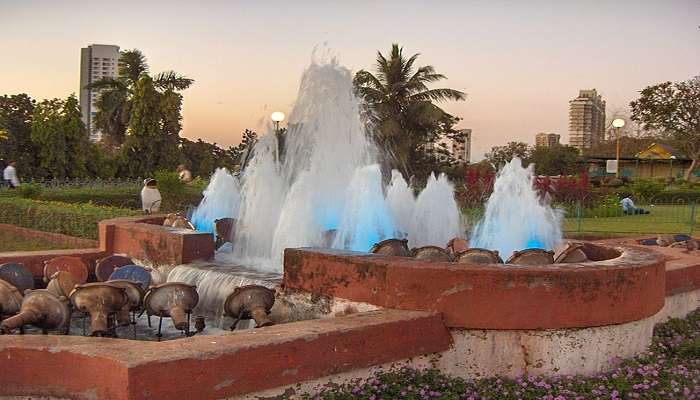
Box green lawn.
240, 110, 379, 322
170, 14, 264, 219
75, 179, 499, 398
0, 229, 75, 252
564, 204, 698, 235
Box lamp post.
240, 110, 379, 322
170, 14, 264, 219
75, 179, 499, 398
670, 155, 676, 179
271, 111, 285, 135
612, 118, 625, 178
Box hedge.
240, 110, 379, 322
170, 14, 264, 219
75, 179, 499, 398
651, 190, 700, 204
0, 197, 140, 240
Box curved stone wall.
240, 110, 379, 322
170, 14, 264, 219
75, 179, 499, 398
283, 242, 666, 329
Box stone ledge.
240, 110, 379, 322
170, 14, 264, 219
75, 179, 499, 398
99, 215, 214, 266
0, 224, 98, 249
283, 245, 666, 330
0, 309, 451, 400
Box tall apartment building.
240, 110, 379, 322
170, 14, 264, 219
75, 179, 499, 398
80, 44, 120, 141
452, 129, 471, 164
568, 89, 606, 151
535, 132, 560, 148
431, 129, 472, 165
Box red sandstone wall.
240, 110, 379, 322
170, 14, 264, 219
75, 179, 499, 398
283, 246, 667, 329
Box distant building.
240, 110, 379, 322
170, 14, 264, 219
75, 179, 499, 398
431, 129, 471, 165
452, 129, 471, 164
568, 89, 606, 151
80, 44, 120, 141
584, 142, 698, 180
535, 132, 560, 148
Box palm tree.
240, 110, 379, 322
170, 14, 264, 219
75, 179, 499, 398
354, 44, 465, 179
85, 50, 193, 147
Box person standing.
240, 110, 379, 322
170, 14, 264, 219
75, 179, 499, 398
3, 160, 19, 188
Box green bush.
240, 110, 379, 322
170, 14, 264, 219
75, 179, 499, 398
17, 183, 44, 199
651, 189, 700, 203
0, 197, 140, 239
630, 179, 666, 201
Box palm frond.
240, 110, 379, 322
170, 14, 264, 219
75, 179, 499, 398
119, 49, 149, 84
84, 77, 125, 91
409, 88, 466, 103
153, 71, 195, 91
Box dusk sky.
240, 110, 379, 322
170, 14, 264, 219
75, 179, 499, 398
1, 0, 698, 159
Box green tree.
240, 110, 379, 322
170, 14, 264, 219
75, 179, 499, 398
0, 94, 37, 176
30, 95, 90, 179
86, 50, 193, 148
526, 145, 580, 176
630, 76, 700, 180
122, 75, 180, 177
61, 95, 91, 178
354, 44, 466, 179
484, 141, 530, 169
31, 98, 68, 178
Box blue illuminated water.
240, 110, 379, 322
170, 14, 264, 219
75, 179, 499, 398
470, 158, 563, 258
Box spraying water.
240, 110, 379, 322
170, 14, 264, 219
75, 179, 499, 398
191, 52, 465, 274
470, 158, 563, 258
385, 170, 415, 239
190, 168, 241, 234
406, 173, 464, 248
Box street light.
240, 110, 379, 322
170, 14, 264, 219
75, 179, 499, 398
670, 155, 676, 179
612, 118, 625, 178
271, 111, 285, 134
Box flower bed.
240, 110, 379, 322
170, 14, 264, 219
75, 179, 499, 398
307, 309, 700, 399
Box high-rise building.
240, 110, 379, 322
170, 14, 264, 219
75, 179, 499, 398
431, 129, 471, 165
80, 44, 120, 141
535, 132, 560, 148
568, 89, 606, 151
452, 129, 471, 164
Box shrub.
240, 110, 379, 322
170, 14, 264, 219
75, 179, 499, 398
631, 179, 666, 201
17, 183, 43, 199
0, 197, 140, 239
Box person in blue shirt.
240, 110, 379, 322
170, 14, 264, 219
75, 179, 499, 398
620, 194, 650, 215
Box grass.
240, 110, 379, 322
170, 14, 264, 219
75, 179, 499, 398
0, 229, 74, 252
306, 309, 700, 399
563, 204, 698, 235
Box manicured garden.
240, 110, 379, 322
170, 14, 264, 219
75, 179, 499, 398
0, 228, 75, 252
306, 309, 700, 399
0, 172, 205, 240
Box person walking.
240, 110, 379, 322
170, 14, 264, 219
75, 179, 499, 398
3, 160, 20, 188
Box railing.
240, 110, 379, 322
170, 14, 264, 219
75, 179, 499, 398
564, 199, 697, 235
463, 199, 697, 236
21, 177, 142, 189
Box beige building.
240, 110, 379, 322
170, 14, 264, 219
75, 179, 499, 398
430, 129, 471, 165
80, 44, 120, 141
535, 132, 560, 148
452, 129, 471, 164
568, 89, 606, 151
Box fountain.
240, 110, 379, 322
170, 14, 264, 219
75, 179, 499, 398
188, 56, 465, 274
470, 157, 564, 257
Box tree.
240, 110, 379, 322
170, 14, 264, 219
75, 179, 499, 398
61, 95, 91, 178
122, 75, 180, 177
484, 141, 530, 169
30, 95, 91, 179
0, 94, 36, 175
31, 98, 68, 178
86, 50, 193, 148
630, 76, 700, 180
353, 44, 465, 179
526, 145, 581, 176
